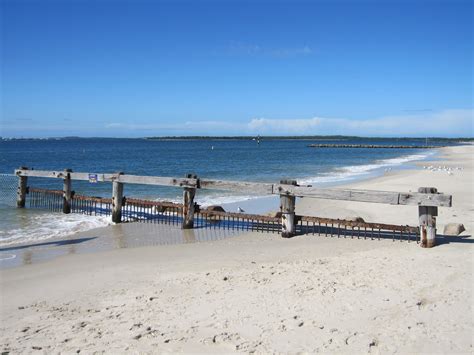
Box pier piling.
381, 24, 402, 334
182, 174, 197, 229
62, 169, 73, 214
16, 166, 28, 208
418, 187, 438, 248
280, 179, 298, 238
112, 172, 124, 223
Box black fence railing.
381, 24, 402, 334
25, 188, 420, 242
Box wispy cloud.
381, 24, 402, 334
247, 109, 474, 136
225, 41, 313, 58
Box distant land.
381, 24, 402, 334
144, 136, 474, 142
1, 136, 473, 142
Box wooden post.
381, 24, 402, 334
280, 179, 297, 238
112, 172, 124, 223
182, 174, 197, 229
63, 169, 73, 214
418, 187, 438, 248
16, 166, 28, 208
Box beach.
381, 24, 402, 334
1, 145, 473, 353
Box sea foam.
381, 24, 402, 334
0, 212, 111, 247
298, 152, 433, 185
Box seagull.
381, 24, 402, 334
237, 207, 245, 213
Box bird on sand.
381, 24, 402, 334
237, 207, 245, 213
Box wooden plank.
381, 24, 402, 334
15, 169, 198, 187
16, 169, 72, 179
273, 184, 452, 207
199, 179, 273, 194
14, 169, 452, 207
398, 192, 451, 207
15, 169, 112, 182
274, 184, 399, 204
117, 175, 198, 188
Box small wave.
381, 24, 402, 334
0, 213, 111, 247
0, 253, 16, 261
298, 151, 433, 185
196, 194, 262, 207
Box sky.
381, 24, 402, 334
1, 0, 473, 137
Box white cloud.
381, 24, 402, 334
247, 109, 474, 136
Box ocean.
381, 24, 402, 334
0, 137, 450, 246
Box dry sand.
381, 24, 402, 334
1, 145, 473, 354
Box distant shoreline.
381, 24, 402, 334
1, 136, 472, 142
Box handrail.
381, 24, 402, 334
15, 168, 452, 207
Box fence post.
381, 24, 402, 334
112, 172, 124, 223
63, 169, 73, 214
16, 166, 28, 208
182, 174, 197, 229
418, 187, 438, 248
280, 179, 297, 238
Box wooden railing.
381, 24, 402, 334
14, 167, 452, 248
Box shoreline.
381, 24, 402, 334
0, 145, 472, 353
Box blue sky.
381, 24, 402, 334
1, 0, 472, 137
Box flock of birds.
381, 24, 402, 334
422, 164, 463, 175
384, 165, 464, 175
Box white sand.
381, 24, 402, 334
1, 145, 473, 354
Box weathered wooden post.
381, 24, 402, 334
16, 166, 28, 208
112, 172, 124, 223
182, 174, 197, 229
62, 169, 73, 214
280, 179, 298, 238
418, 187, 438, 248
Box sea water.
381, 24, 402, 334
0, 137, 447, 246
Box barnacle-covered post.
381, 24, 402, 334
418, 187, 438, 248
280, 179, 298, 238
62, 169, 73, 214
182, 174, 197, 229
16, 166, 29, 208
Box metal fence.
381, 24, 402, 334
22, 187, 420, 242
0, 174, 17, 207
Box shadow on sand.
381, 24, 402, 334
0, 237, 97, 252
435, 234, 473, 245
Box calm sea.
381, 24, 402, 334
0, 137, 449, 246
